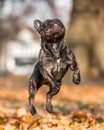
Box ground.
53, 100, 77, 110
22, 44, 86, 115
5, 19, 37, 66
0, 76, 104, 130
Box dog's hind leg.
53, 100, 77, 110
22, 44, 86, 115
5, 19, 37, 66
28, 77, 40, 115
46, 82, 61, 113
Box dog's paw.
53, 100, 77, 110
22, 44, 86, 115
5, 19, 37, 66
29, 105, 37, 115
52, 86, 60, 93
73, 71, 81, 85
46, 103, 53, 113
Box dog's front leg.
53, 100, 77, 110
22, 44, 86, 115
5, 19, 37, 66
44, 71, 61, 113
68, 51, 81, 84
71, 60, 81, 84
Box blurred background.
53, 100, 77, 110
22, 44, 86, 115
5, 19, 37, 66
0, 0, 104, 87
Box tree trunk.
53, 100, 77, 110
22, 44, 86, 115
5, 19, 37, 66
66, 0, 104, 82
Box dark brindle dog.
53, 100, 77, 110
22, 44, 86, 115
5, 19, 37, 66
28, 19, 81, 115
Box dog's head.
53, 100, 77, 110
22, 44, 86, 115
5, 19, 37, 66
34, 19, 65, 42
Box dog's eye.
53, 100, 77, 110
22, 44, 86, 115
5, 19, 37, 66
40, 24, 46, 30
45, 28, 48, 31
45, 28, 51, 32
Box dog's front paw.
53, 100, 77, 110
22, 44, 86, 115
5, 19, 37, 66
29, 105, 37, 115
73, 71, 81, 85
52, 86, 60, 93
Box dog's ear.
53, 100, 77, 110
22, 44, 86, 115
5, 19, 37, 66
34, 20, 41, 32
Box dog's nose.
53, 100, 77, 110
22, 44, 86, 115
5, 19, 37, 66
54, 23, 58, 27
54, 23, 59, 29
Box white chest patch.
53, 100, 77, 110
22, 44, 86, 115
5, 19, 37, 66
57, 59, 61, 71
57, 59, 61, 63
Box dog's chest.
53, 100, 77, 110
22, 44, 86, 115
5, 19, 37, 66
52, 58, 67, 72
56, 58, 61, 71
51, 58, 68, 80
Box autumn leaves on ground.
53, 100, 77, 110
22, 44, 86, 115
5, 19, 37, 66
0, 76, 104, 130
